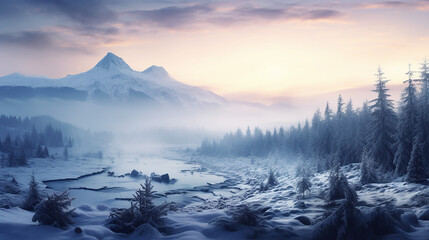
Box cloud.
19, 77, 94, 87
29, 0, 117, 24
126, 4, 343, 29
0, 0, 344, 54
0, 30, 99, 53
0, 31, 53, 48
127, 5, 212, 28
303, 9, 341, 20
359, 0, 429, 10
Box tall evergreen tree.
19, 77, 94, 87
394, 65, 418, 176
414, 58, 429, 175
63, 146, 69, 160
319, 103, 334, 157
407, 129, 427, 183
22, 173, 42, 211
367, 67, 397, 172
407, 59, 429, 181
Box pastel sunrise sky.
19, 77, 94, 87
0, 0, 428, 105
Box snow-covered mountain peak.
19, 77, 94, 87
142, 65, 169, 77
93, 52, 132, 72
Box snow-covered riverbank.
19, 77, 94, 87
1, 148, 429, 240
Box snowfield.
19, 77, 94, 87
1, 148, 429, 240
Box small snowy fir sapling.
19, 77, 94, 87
360, 151, 378, 185
407, 138, 427, 184
43, 146, 49, 158
4, 177, 20, 194
36, 145, 44, 158
134, 177, 156, 209
260, 169, 278, 191
267, 169, 278, 186
108, 178, 171, 234
22, 173, 42, 211
63, 146, 68, 160
297, 175, 312, 198
327, 164, 356, 202
32, 191, 75, 227
314, 180, 366, 240
296, 161, 312, 198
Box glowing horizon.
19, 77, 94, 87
0, 0, 428, 105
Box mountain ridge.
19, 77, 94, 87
0, 52, 227, 107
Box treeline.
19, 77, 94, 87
0, 114, 112, 148
199, 98, 369, 168
199, 60, 429, 182
0, 124, 72, 167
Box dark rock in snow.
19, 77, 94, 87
161, 174, 170, 182
419, 209, 429, 220
295, 216, 311, 225
151, 173, 175, 183
294, 201, 306, 209
401, 213, 419, 227
74, 227, 82, 234
130, 169, 140, 178
107, 171, 114, 176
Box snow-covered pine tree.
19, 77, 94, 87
344, 100, 362, 164
407, 132, 427, 183
314, 177, 365, 240
267, 169, 278, 186
394, 65, 418, 176
318, 103, 335, 159
358, 101, 371, 149
43, 146, 49, 158
360, 150, 378, 184
32, 191, 75, 227
327, 163, 357, 202
367, 67, 397, 173
413, 58, 429, 176
36, 145, 44, 158
63, 146, 68, 160
134, 177, 156, 210
22, 173, 42, 211
108, 178, 171, 233
297, 175, 312, 198
407, 71, 429, 184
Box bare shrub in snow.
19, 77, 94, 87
210, 203, 270, 231
22, 173, 42, 211
230, 204, 269, 227
32, 191, 75, 227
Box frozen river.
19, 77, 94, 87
44, 152, 226, 208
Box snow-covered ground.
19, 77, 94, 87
1, 148, 429, 239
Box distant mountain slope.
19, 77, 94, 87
0, 52, 227, 107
